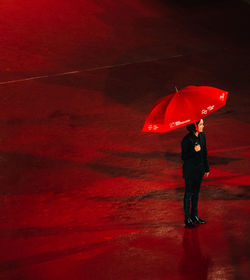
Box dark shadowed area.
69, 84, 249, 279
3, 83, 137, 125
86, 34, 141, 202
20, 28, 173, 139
0, 0, 250, 279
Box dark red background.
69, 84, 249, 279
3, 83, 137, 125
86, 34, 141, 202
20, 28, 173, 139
0, 0, 250, 279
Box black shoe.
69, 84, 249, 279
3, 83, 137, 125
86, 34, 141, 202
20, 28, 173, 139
192, 216, 206, 224
185, 217, 195, 229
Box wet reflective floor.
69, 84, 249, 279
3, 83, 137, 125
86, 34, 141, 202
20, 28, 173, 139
0, 0, 250, 279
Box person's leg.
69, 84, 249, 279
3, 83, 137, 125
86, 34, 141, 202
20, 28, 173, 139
191, 173, 206, 224
184, 192, 192, 219
191, 173, 202, 217
184, 177, 195, 228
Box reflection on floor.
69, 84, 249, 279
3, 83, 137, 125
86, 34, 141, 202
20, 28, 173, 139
0, 0, 250, 279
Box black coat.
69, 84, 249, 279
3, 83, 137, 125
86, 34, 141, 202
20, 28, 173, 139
181, 132, 209, 178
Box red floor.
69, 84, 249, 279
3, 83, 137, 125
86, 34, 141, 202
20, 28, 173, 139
0, 0, 250, 279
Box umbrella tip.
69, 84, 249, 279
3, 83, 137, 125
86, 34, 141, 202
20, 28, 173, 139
174, 86, 178, 92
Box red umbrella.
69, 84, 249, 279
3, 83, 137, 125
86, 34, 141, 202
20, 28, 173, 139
142, 86, 228, 133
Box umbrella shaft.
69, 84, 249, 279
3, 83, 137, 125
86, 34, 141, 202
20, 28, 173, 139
194, 122, 199, 134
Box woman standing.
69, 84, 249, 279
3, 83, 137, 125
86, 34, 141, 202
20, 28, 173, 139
181, 119, 209, 228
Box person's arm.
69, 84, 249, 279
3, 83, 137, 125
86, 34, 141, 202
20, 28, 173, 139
202, 133, 210, 173
181, 136, 197, 161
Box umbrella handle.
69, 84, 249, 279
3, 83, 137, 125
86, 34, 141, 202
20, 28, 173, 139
194, 122, 199, 134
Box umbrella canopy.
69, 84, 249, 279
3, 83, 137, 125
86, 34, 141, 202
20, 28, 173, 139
142, 86, 228, 133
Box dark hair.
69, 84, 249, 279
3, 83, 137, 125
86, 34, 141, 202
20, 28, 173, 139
186, 120, 200, 133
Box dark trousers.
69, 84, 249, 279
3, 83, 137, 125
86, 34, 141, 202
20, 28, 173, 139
184, 172, 203, 219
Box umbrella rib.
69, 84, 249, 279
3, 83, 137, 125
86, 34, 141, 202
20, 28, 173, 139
181, 93, 200, 120
163, 93, 176, 123
146, 93, 175, 124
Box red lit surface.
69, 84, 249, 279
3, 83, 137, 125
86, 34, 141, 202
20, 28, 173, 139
0, 0, 250, 279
